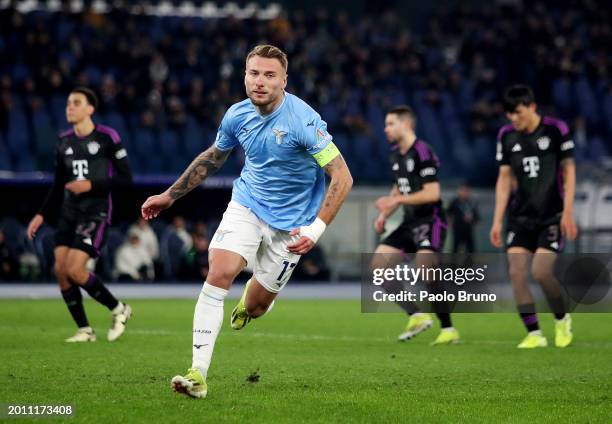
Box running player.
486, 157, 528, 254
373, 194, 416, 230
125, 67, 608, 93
141, 45, 353, 398
373, 105, 459, 345
27, 87, 133, 342
490, 84, 577, 348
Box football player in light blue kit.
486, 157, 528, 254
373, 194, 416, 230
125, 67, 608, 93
141, 45, 353, 398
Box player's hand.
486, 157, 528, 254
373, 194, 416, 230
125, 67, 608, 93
560, 212, 578, 241
287, 228, 315, 255
65, 180, 92, 194
489, 222, 503, 248
141, 192, 175, 220
27, 214, 44, 240
375, 196, 399, 217
374, 214, 386, 234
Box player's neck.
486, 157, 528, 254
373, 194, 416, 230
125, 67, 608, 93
524, 114, 542, 134
399, 133, 417, 154
74, 119, 95, 137
255, 92, 285, 116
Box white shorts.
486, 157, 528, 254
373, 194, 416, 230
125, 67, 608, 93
209, 201, 302, 293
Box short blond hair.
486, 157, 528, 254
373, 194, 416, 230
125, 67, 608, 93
246, 44, 288, 72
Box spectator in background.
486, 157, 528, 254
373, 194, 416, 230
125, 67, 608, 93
128, 217, 159, 262
0, 230, 18, 280
114, 231, 155, 281
171, 216, 193, 252
180, 233, 210, 281
448, 184, 480, 253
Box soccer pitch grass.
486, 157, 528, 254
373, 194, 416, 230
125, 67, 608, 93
1, 299, 611, 423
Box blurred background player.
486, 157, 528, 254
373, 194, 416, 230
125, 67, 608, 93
26, 87, 133, 342
490, 84, 577, 349
373, 105, 459, 345
448, 184, 480, 254
141, 45, 353, 398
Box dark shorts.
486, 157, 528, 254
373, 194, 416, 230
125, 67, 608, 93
54, 208, 110, 258
506, 220, 564, 253
381, 217, 448, 253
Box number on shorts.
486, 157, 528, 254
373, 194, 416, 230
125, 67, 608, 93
277, 260, 297, 281
412, 224, 430, 242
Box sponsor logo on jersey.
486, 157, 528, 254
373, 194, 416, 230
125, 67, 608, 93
512, 143, 522, 152
522, 156, 540, 178
420, 167, 436, 177
536, 136, 550, 150
272, 128, 288, 145
560, 140, 575, 151
392, 163, 399, 171
87, 141, 100, 155
65, 147, 74, 155
406, 158, 415, 172
72, 159, 89, 180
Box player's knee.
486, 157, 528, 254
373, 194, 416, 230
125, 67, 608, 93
508, 265, 527, 285
54, 262, 68, 280
66, 263, 87, 285
206, 267, 236, 287
531, 266, 553, 284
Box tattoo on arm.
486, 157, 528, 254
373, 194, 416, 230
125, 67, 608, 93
168, 146, 230, 200
320, 154, 352, 222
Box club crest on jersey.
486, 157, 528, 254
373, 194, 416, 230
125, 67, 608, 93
87, 141, 100, 155
273, 128, 288, 145
406, 158, 415, 172
536, 136, 550, 151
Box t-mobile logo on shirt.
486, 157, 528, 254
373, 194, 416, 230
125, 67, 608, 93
522, 156, 539, 178
72, 160, 89, 180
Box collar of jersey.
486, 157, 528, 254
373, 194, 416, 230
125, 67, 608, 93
254, 92, 287, 120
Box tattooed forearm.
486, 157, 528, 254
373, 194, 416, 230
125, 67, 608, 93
168, 146, 230, 200
319, 154, 353, 224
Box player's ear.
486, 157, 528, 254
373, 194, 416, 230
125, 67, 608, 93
282, 73, 287, 89
86, 104, 95, 116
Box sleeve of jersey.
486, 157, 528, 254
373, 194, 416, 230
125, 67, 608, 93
418, 151, 440, 183
556, 120, 575, 160
213, 108, 239, 152
496, 129, 510, 166
90, 138, 133, 194
301, 115, 340, 167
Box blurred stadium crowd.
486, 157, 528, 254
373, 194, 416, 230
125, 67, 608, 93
0, 1, 611, 184
0, 215, 330, 282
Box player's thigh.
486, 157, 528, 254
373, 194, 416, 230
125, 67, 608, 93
53, 246, 70, 277
507, 247, 532, 284
208, 248, 247, 289
253, 230, 301, 293
371, 243, 405, 270
209, 201, 263, 267
531, 248, 558, 282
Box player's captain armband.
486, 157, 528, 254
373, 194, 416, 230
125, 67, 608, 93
312, 142, 340, 167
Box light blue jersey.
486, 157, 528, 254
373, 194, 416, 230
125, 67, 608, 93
214, 92, 339, 231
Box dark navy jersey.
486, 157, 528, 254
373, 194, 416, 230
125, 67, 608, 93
496, 116, 575, 226
389, 139, 443, 222
39, 124, 132, 220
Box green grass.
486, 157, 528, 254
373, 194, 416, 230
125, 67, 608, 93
1, 299, 611, 423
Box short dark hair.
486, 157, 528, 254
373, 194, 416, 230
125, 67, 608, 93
502, 84, 535, 112
387, 105, 416, 124
70, 87, 98, 111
